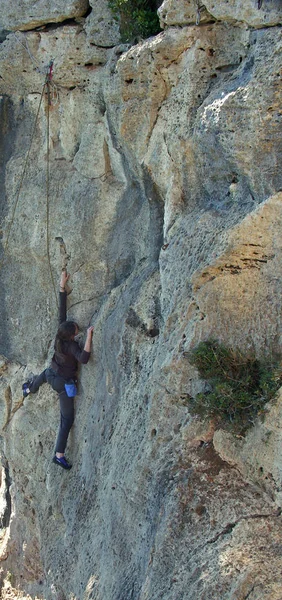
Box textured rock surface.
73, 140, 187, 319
0, 0, 89, 32
214, 389, 282, 507
158, 0, 282, 28
85, 0, 121, 47
0, 0, 282, 599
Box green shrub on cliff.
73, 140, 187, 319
188, 340, 281, 431
109, 0, 161, 43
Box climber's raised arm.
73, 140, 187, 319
59, 269, 69, 324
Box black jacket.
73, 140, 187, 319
51, 291, 90, 380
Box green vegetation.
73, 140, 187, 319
188, 340, 282, 432
108, 0, 161, 43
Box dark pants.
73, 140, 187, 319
30, 368, 75, 454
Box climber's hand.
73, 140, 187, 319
60, 269, 70, 290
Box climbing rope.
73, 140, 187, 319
0, 59, 59, 309
0, 82, 46, 271
45, 61, 58, 309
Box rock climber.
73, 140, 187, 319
22, 269, 94, 470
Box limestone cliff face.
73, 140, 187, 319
0, 1, 282, 599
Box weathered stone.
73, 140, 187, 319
190, 192, 282, 354
204, 0, 282, 28
85, 0, 121, 47
0, 0, 89, 32
213, 389, 282, 507
158, 0, 211, 27
0, 0, 282, 598
158, 0, 282, 28
0, 27, 111, 97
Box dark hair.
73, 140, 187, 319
55, 321, 77, 355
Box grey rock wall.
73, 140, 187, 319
158, 0, 282, 28
0, 1, 282, 599
0, 0, 90, 32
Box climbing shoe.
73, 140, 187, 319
22, 382, 31, 398
52, 455, 72, 470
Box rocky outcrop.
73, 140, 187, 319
0, 0, 90, 32
0, 0, 282, 599
85, 0, 121, 47
158, 0, 282, 28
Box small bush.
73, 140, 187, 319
188, 340, 282, 432
109, 0, 161, 43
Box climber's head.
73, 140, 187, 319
55, 320, 79, 353
58, 320, 78, 339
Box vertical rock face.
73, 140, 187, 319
0, 1, 282, 599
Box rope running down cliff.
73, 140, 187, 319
0, 83, 45, 269
0, 63, 59, 309
45, 61, 59, 309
